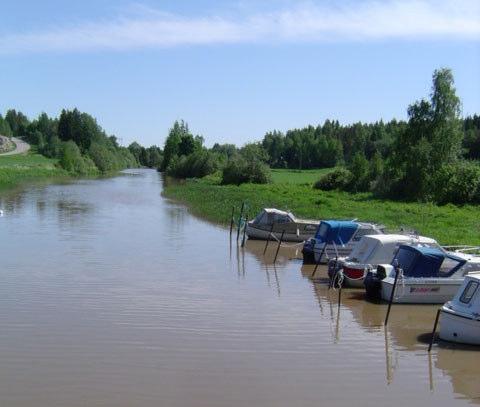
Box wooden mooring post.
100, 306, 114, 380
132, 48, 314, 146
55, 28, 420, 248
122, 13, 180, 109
384, 267, 401, 326
428, 309, 442, 352
273, 230, 285, 264
263, 223, 275, 255
229, 206, 235, 236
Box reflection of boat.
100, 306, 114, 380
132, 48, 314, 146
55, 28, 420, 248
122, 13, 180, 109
246, 208, 319, 242
303, 220, 384, 264
331, 234, 439, 288
365, 245, 480, 304
439, 272, 480, 345
435, 343, 480, 405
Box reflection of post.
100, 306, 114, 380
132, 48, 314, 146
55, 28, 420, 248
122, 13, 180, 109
272, 263, 281, 297
428, 352, 434, 392
236, 242, 241, 277
384, 326, 393, 385
334, 299, 341, 343
241, 242, 246, 277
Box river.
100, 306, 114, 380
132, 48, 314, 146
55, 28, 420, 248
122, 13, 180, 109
0, 169, 478, 407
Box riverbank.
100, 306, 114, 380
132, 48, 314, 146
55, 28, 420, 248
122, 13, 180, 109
0, 152, 68, 190
163, 170, 480, 246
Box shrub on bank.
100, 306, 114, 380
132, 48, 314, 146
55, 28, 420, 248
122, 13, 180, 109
221, 156, 271, 185
314, 168, 352, 191
166, 149, 218, 178
431, 161, 480, 205
59, 141, 98, 176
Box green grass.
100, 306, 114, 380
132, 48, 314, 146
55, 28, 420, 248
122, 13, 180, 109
163, 170, 480, 246
0, 151, 68, 189
270, 168, 334, 184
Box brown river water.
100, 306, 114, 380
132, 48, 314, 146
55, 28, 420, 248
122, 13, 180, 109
0, 168, 478, 407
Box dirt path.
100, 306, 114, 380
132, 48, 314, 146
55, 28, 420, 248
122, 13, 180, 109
0, 136, 31, 155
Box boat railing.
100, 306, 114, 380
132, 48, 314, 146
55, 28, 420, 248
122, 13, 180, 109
442, 245, 480, 254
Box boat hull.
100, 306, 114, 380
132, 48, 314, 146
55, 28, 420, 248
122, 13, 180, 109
381, 278, 463, 304
246, 224, 309, 242
439, 308, 480, 345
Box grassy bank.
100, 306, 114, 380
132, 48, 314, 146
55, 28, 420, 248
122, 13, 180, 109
0, 152, 68, 190
163, 169, 480, 246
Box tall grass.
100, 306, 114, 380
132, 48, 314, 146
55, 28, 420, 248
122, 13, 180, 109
0, 152, 68, 189
163, 170, 480, 246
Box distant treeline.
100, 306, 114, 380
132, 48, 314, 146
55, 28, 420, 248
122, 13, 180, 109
159, 68, 480, 205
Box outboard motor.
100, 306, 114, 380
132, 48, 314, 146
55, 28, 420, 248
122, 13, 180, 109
302, 238, 316, 264
364, 265, 386, 300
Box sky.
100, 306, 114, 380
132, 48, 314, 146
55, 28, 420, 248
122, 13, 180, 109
0, 0, 479, 147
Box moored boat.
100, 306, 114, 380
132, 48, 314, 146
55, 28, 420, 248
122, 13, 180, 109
304, 220, 384, 264
246, 208, 319, 243
364, 245, 480, 304
438, 272, 480, 345
332, 234, 439, 288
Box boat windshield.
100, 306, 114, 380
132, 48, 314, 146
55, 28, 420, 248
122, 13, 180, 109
460, 280, 479, 304
438, 257, 465, 277
254, 210, 292, 226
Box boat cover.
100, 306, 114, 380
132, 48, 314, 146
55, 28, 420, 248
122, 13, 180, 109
314, 220, 358, 245
394, 245, 466, 278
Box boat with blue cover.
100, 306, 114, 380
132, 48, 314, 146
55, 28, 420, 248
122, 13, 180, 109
364, 245, 480, 304
302, 220, 384, 264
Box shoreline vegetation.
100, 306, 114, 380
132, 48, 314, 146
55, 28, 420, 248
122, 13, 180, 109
0, 151, 68, 190
162, 170, 480, 246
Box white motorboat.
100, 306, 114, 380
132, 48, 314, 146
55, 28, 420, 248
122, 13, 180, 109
332, 234, 439, 288
304, 220, 384, 264
246, 208, 319, 243
364, 245, 480, 304
439, 272, 480, 345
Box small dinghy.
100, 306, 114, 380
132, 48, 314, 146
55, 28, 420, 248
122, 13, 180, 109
302, 220, 384, 264
365, 245, 480, 304
330, 234, 439, 288
438, 272, 480, 345
246, 208, 319, 243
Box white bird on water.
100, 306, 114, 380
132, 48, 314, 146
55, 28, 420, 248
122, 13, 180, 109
0, 210, 4, 217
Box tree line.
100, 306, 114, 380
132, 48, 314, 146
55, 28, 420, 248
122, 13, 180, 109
158, 68, 480, 205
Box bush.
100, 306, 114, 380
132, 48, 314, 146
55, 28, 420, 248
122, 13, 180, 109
314, 168, 352, 191
88, 142, 121, 173
221, 155, 271, 185
59, 141, 98, 175
166, 149, 218, 179
431, 161, 480, 204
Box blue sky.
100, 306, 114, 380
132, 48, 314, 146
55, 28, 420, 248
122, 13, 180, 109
1, 0, 479, 147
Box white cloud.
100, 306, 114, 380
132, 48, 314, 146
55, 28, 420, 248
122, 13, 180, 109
0, 0, 478, 54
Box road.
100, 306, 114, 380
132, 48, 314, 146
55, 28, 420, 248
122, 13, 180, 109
0, 136, 31, 155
